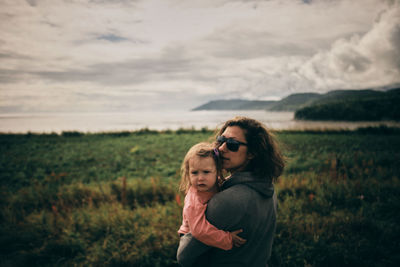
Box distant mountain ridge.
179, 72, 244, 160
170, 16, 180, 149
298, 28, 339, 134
192, 88, 400, 121
192, 99, 275, 111
192, 88, 398, 112
267, 93, 321, 111
192, 92, 327, 111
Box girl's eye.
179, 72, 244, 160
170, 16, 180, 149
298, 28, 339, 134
191, 171, 198, 175
203, 170, 210, 174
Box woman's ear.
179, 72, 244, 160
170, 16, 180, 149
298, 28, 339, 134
247, 152, 255, 160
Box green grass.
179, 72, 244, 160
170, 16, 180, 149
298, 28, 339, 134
1, 129, 399, 266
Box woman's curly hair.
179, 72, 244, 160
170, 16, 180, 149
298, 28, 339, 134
216, 116, 285, 183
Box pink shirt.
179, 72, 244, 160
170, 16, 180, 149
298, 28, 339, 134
178, 186, 233, 250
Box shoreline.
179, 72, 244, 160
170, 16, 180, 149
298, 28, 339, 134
1, 110, 400, 134
1, 124, 400, 136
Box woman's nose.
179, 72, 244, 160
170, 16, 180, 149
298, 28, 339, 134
219, 142, 227, 152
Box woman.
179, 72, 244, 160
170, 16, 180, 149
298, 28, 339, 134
177, 116, 285, 267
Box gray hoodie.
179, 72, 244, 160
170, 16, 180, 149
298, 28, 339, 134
177, 171, 277, 267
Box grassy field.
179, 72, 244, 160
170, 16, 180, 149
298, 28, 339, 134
1, 128, 399, 266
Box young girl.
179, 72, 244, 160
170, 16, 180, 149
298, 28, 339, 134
178, 142, 246, 250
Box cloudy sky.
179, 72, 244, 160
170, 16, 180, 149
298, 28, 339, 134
1, 0, 399, 113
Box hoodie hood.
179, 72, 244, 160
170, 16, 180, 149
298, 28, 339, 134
221, 171, 274, 198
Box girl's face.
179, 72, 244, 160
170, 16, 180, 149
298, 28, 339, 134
189, 156, 218, 192
218, 126, 252, 173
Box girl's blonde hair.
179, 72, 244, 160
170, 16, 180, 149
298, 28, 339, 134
179, 142, 222, 194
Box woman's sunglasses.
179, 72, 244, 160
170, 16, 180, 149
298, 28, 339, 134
216, 136, 247, 152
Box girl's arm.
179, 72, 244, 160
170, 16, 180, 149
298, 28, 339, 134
178, 216, 189, 235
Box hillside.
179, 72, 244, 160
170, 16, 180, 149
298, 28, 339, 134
295, 88, 400, 121
310, 89, 384, 105
192, 90, 387, 112
192, 88, 400, 122
268, 93, 321, 111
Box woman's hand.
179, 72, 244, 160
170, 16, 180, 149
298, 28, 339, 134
230, 229, 247, 247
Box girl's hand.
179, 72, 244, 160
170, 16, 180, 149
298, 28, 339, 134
230, 229, 246, 247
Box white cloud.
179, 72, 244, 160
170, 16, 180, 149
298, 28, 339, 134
296, 1, 400, 90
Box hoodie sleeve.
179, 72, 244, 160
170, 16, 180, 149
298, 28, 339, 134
177, 185, 249, 266
177, 233, 210, 267
185, 190, 233, 250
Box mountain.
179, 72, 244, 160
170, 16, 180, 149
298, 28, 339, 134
192, 99, 276, 111
267, 90, 389, 111
192, 94, 321, 111
267, 93, 321, 111
294, 88, 400, 121
312, 89, 384, 104
192, 88, 400, 121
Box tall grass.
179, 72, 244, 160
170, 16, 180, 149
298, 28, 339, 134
1, 129, 399, 266
1, 176, 182, 266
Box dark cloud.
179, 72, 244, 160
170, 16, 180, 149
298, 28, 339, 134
25, 0, 37, 7
0, 51, 33, 60
96, 34, 129, 42
0, 50, 34, 85
26, 45, 218, 86
0, 105, 27, 113
39, 20, 60, 28
88, 0, 140, 5
0, 12, 16, 20
29, 57, 197, 86
200, 29, 319, 60
92, 32, 147, 44
0, 69, 30, 84
214, 40, 316, 59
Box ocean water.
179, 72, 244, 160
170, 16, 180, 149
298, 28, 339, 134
0, 110, 399, 133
